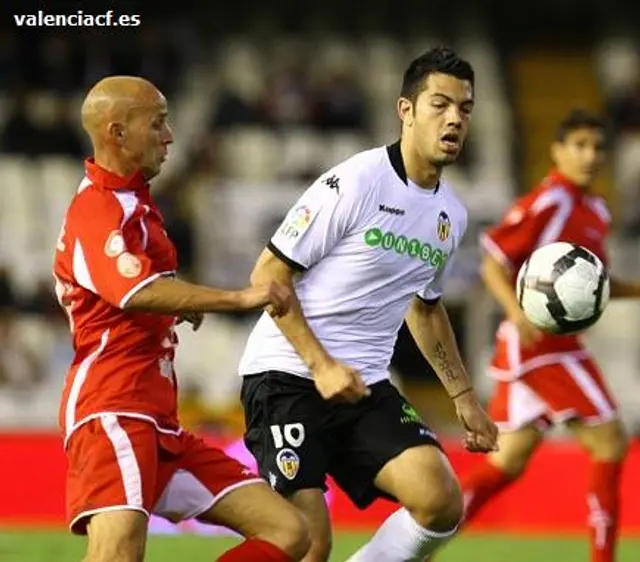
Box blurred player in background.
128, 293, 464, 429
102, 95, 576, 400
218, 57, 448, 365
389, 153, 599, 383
238, 46, 498, 562
449, 109, 640, 562
53, 76, 311, 562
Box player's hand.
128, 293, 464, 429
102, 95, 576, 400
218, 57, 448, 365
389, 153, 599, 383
240, 282, 292, 317
454, 391, 499, 453
313, 360, 371, 403
177, 312, 204, 331
510, 310, 544, 349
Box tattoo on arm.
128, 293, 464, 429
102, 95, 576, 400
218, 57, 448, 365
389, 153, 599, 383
433, 342, 459, 382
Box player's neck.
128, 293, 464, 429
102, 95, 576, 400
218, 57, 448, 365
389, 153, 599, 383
93, 151, 139, 179
400, 138, 440, 189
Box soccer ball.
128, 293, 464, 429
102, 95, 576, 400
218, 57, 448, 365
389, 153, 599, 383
516, 242, 610, 335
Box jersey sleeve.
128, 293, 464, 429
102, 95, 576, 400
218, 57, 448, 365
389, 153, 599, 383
268, 171, 361, 271
417, 208, 468, 304
479, 190, 568, 269
70, 198, 171, 308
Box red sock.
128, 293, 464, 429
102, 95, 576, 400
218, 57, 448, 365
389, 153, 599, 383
217, 538, 293, 562
460, 459, 515, 523
588, 460, 622, 562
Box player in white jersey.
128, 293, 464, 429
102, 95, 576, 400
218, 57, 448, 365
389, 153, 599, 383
239, 46, 498, 562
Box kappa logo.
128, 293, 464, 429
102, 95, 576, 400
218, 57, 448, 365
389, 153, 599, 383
379, 204, 405, 216
276, 448, 300, 481
322, 174, 340, 193
437, 211, 451, 241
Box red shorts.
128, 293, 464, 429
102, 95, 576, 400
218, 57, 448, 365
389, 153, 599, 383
488, 357, 618, 431
65, 414, 262, 534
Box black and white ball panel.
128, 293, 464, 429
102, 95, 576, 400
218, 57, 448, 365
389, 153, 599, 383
516, 242, 610, 335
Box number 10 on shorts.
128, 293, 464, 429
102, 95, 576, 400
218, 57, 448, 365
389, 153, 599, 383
270, 423, 306, 448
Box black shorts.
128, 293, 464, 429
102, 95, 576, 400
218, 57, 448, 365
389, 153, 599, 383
241, 371, 443, 509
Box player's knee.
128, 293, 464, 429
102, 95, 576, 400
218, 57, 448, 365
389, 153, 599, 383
259, 508, 311, 561
490, 448, 532, 479
405, 470, 464, 532
304, 536, 332, 562
587, 420, 629, 462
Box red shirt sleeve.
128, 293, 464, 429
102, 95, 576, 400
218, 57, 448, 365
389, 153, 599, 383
480, 193, 560, 270
69, 193, 169, 308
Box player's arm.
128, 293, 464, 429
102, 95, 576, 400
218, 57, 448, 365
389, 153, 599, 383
71, 198, 289, 316
405, 297, 475, 400
480, 253, 527, 322
250, 170, 369, 401
406, 295, 498, 452
609, 276, 640, 299
479, 196, 563, 345
125, 276, 288, 315
250, 249, 333, 371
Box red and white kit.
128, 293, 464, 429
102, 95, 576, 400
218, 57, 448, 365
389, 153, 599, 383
54, 159, 260, 533
480, 170, 618, 430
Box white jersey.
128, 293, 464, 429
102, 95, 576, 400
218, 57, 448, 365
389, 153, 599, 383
238, 142, 468, 385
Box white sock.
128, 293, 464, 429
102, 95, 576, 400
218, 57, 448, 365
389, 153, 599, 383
346, 508, 458, 561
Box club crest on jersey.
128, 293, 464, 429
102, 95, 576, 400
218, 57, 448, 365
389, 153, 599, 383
276, 448, 300, 480
437, 211, 451, 241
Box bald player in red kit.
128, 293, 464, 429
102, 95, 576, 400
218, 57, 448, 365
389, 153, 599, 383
439, 109, 640, 562
53, 76, 310, 562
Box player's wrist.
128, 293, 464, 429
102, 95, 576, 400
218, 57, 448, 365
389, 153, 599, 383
450, 387, 475, 401
309, 353, 336, 374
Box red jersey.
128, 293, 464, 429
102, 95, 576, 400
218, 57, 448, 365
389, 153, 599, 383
54, 159, 180, 445
480, 170, 611, 379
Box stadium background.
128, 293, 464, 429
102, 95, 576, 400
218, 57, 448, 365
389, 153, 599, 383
1, 1, 640, 560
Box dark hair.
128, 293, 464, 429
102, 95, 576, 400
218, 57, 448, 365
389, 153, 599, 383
555, 108, 610, 143
400, 46, 474, 102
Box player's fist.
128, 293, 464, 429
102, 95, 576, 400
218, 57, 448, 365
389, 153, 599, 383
454, 391, 499, 453
240, 282, 292, 317
313, 360, 371, 403
510, 310, 544, 349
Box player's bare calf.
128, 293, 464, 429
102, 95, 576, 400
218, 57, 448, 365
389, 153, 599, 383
199, 481, 311, 561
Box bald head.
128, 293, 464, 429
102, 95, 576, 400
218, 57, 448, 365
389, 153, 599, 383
81, 76, 172, 180
81, 76, 165, 144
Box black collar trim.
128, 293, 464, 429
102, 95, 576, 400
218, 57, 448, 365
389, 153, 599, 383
386, 140, 440, 193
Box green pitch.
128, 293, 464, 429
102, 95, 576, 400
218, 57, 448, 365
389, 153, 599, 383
1, 530, 639, 561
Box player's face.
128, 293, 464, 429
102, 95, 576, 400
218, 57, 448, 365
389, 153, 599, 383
552, 127, 606, 187
123, 95, 173, 180
402, 72, 474, 167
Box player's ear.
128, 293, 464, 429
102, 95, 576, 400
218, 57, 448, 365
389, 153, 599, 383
397, 97, 413, 126
107, 122, 125, 145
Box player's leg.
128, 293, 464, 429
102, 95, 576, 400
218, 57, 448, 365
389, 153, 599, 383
459, 379, 545, 523
66, 415, 161, 562
338, 383, 463, 561
288, 489, 333, 562
152, 437, 310, 561
239, 372, 335, 561
536, 357, 626, 562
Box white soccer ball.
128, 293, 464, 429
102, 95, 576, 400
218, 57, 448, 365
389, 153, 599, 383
516, 241, 610, 335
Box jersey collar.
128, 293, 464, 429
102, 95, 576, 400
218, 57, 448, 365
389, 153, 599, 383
84, 158, 148, 191
386, 140, 440, 193
545, 169, 585, 198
